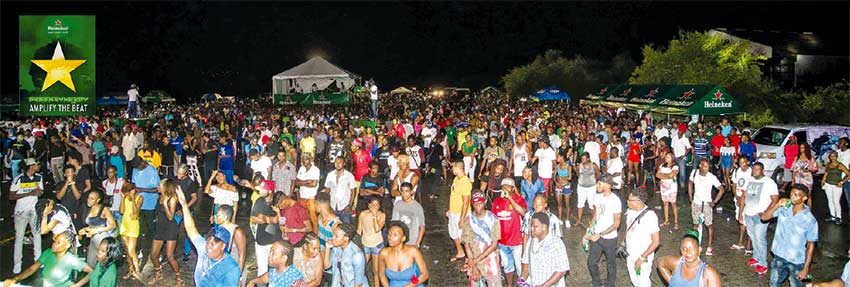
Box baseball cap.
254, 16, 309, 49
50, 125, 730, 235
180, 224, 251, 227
471, 191, 486, 203
500, 178, 515, 187
598, 174, 616, 186
110, 146, 120, 154
259, 180, 276, 192
207, 225, 231, 247
24, 158, 38, 166
352, 139, 363, 147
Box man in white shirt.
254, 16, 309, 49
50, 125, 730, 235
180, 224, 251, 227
248, 150, 273, 179
584, 134, 602, 167
533, 139, 557, 195
127, 83, 139, 118
624, 189, 660, 287
520, 212, 569, 287
606, 147, 624, 193
742, 162, 779, 275
323, 157, 357, 224
369, 81, 379, 119
10, 159, 43, 274
687, 158, 725, 256
836, 138, 850, 210
585, 174, 622, 287
294, 153, 321, 232
653, 123, 669, 142
671, 132, 691, 185
731, 156, 753, 250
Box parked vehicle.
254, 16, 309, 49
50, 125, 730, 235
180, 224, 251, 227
751, 124, 850, 182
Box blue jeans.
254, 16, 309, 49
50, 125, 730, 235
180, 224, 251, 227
676, 156, 688, 184
95, 156, 107, 179
370, 99, 377, 118
128, 101, 138, 118
746, 215, 769, 266
10, 159, 22, 180
334, 209, 352, 224
111, 211, 122, 236
498, 244, 523, 274
770, 256, 803, 287
693, 155, 706, 174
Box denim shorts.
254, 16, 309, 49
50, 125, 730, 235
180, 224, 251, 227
364, 242, 385, 255
557, 185, 573, 195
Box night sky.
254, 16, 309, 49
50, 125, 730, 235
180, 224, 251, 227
2, 1, 848, 101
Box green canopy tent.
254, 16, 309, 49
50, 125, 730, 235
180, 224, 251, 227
651, 85, 743, 115
273, 92, 350, 105
599, 84, 640, 108
581, 84, 621, 105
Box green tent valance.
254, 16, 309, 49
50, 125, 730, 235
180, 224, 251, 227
584, 84, 743, 115
273, 92, 350, 105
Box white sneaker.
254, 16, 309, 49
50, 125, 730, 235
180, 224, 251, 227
13, 263, 21, 274
564, 220, 571, 229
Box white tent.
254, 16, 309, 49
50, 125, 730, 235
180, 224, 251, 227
272, 57, 361, 95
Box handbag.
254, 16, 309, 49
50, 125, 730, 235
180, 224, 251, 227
616, 208, 650, 260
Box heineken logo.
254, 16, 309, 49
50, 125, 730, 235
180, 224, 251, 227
659, 99, 691, 107
47, 19, 69, 33
282, 96, 296, 105
680, 89, 696, 99
704, 101, 732, 108
314, 94, 331, 104
647, 88, 659, 97
621, 88, 632, 96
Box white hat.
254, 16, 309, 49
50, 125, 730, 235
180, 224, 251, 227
24, 158, 38, 166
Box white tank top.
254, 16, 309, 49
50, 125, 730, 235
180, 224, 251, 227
513, 144, 529, 176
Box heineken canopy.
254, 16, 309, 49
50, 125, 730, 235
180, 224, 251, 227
585, 84, 742, 115
274, 92, 350, 105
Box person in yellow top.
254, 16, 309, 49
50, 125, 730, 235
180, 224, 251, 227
447, 161, 472, 262
457, 125, 469, 152
137, 140, 162, 169
299, 129, 317, 157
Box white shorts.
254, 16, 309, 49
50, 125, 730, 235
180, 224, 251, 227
577, 185, 596, 208
448, 213, 462, 240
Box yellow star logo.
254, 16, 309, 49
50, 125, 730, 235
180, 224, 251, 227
31, 42, 86, 92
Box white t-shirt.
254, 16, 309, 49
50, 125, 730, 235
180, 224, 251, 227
210, 185, 239, 206
10, 174, 43, 212
297, 165, 321, 199
743, 176, 779, 216
406, 145, 422, 170
534, 147, 556, 179
549, 134, 562, 150
658, 165, 679, 196
513, 144, 529, 177
387, 155, 399, 181
128, 88, 139, 102
732, 167, 753, 197
672, 136, 691, 158
421, 127, 435, 147
101, 178, 124, 212
583, 141, 601, 166
625, 208, 659, 257
250, 155, 273, 179
370, 85, 379, 100
592, 192, 622, 240
607, 158, 624, 189
689, 171, 721, 203
324, 169, 357, 211
654, 128, 669, 140
49, 211, 73, 235
837, 148, 850, 168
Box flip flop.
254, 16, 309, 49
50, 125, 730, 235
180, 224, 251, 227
674, 224, 680, 230
450, 255, 466, 262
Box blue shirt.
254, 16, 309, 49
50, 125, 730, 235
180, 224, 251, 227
520, 179, 545, 211
109, 155, 125, 178
170, 136, 184, 156
269, 266, 304, 287
132, 165, 161, 210
721, 125, 732, 137
191, 235, 241, 287
771, 206, 818, 265
329, 243, 369, 287
598, 131, 609, 143
219, 143, 234, 170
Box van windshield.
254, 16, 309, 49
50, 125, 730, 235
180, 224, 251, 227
752, 127, 790, 146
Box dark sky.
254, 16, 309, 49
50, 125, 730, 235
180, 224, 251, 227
2, 1, 848, 101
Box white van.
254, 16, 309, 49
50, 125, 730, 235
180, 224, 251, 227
751, 124, 850, 182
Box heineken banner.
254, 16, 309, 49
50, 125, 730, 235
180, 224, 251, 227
274, 92, 350, 105
19, 15, 96, 116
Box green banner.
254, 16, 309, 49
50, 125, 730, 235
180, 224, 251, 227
19, 15, 96, 116
274, 92, 350, 105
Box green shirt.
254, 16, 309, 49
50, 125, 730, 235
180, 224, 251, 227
89, 262, 116, 287
446, 127, 457, 147
37, 249, 88, 287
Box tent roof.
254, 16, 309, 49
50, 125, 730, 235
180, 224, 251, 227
587, 84, 743, 115
273, 57, 361, 80
533, 85, 571, 101
390, 86, 413, 95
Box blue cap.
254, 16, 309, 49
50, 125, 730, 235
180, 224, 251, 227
209, 225, 231, 248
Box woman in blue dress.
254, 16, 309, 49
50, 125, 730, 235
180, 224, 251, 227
379, 221, 429, 287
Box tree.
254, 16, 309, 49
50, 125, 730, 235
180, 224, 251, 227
501, 50, 633, 101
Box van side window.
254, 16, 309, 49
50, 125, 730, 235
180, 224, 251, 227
793, 131, 807, 146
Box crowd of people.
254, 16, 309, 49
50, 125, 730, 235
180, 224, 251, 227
2, 85, 850, 287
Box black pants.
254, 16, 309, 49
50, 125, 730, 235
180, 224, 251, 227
421, 165, 442, 197
140, 209, 156, 236
587, 237, 618, 287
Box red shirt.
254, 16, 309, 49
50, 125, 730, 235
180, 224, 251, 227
492, 194, 527, 246
353, 149, 372, 182
730, 134, 741, 151
710, 135, 725, 156
281, 201, 308, 245
784, 144, 799, 169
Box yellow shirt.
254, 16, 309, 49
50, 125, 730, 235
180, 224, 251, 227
300, 137, 316, 156
449, 175, 472, 214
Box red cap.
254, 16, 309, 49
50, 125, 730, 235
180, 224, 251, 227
260, 180, 276, 192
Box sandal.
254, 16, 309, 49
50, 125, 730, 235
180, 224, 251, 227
449, 255, 466, 262
149, 267, 163, 284
730, 244, 745, 250
659, 221, 668, 227
673, 224, 680, 230
175, 272, 185, 287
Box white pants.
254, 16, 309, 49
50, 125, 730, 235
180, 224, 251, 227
626, 253, 654, 287
255, 243, 271, 276
464, 156, 476, 182
14, 209, 41, 273
824, 183, 843, 219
